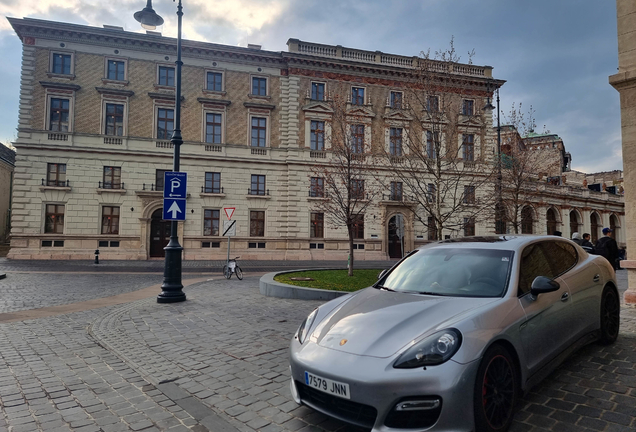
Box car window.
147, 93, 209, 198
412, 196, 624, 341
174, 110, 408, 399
540, 241, 578, 276
518, 243, 553, 296
380, 248, 513, 298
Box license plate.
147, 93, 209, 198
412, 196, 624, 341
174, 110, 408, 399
305, 371, 350, 399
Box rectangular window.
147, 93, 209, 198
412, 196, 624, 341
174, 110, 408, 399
251, 117, 267, 147
101, 206, 120, 235
427, 95, 439, 112
47, 163, 66, 187
352, 87, 365, 106
49, 98, 70, 132
350, 124, 365, 153
204, 172, 221, 194
428, 216, 438, 241
252, 77, 267, 96
107, 60, 125, 81
52, 53, 72, 75
310, 177, 324, 197
464, 217, 475, 237
462, 99, 474, 116
105, 103, 124, 136
390, 127, 403, 156
204, 209, 220, 236
250, 174, 266, 195
45, 204, 65, 234
390, 181, 403, 201
158, 66, 175, 86
310, 212, 324, 238
426, 131, 438, 159
103, 167, 122, 189
311, 82, 325, 101
205, 113, 223, 144
250, 211, 265, 237
351, 179, 365, 200
463, 186, 476, 204
463, 134, 475, 161
206, 72, 223, 91
353, 214, 364, 239
427, 183, 436, 203
156, 169, 168, 192
390, 91, 403, 109
157, 108, 174, 140
310, 120, 325, 150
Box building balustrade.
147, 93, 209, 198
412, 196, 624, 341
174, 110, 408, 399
248, 188, 269, 196
201, 186, 223, 194
98, 181, 124, 189
41, 179, 70, 187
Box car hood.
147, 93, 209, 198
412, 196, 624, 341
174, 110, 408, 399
310, 287, 498, 358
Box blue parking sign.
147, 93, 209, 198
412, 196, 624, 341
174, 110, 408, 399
164, 172, 187, 199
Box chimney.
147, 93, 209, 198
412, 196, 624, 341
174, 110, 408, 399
247, 44, 262, 50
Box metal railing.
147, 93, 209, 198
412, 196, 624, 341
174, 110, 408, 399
98, 181, 124, 189
142, 183, 163, 192
201, 186, 224, 194
248, 188, 269, 196
41, 179, 70, 187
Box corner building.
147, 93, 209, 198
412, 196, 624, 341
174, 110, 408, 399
7, 18, 623, 260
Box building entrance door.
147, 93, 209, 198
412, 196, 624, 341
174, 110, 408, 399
388, 214, 404, 259
150, 208, 170, 257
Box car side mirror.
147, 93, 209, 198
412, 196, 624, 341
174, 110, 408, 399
530, 276, 560, 299
378, 269, 388, 280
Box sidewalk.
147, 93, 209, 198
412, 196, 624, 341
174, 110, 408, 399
0, 265, 634, 431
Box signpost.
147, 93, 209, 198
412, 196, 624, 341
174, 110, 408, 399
163, 172, 187, 221
223, 208, 236, 274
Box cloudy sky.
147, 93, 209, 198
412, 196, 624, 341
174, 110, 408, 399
0, 1, 622, 172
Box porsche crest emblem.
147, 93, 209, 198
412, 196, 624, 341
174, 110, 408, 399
339, 339, 348, 346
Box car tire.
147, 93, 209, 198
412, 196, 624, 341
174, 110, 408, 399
599, 286, 620, 345
473, 344, 519, 432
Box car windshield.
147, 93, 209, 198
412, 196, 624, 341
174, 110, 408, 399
378, 248, 514, 297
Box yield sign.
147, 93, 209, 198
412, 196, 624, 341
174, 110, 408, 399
224, 207, 235, 220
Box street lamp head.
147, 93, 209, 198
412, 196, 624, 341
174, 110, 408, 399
134, 0, 164, 30
483, 99, 495, 111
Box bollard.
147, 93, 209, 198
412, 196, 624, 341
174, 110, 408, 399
94, 249, 100, 264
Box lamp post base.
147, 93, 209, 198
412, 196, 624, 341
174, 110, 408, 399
158, 237, 186, 303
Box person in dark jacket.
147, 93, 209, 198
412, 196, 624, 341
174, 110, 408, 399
595, 228, 619, 270
571, 232, 583, 245
581, 233, 595, 253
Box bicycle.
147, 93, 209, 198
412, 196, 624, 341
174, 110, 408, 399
223, 257, 243, 280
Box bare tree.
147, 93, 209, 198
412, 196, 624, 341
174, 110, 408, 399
377, 39, 497, 239
309, 95, 380, 276
499, 104, 561, 233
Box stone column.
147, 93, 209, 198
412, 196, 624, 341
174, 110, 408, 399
610, 0, 636, 303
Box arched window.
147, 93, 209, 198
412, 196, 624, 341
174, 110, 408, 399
590, 212, 601, 243
569, 210, 580, 238
546, 208, 558, 235
521, 206, 534, 234
610, 214, 620, 241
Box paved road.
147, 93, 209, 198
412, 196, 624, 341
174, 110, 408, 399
0, 261, 634, 432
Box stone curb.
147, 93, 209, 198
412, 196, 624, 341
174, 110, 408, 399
260, 268, 351, 300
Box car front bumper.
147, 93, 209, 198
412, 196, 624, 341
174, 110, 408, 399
289, 340, 480, 432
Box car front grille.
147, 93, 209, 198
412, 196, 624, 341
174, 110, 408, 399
295, 381, 377, 429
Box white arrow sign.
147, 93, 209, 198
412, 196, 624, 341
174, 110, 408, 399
167, 201, 182, 219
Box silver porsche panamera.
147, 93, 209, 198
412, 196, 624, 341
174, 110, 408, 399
289, 236, 620, 432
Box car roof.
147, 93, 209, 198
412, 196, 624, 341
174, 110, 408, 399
417, 235, 574, 252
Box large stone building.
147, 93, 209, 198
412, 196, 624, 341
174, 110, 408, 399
611, 0, 636, 303
6, 17, 624, 260
0, 143, 15, 243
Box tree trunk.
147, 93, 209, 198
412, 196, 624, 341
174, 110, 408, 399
348, 225, 355, 277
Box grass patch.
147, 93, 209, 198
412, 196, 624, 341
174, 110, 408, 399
274, 269, 383, 292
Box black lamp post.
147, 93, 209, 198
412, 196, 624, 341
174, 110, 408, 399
484, 82, 504, 234
135, 0, 186, 303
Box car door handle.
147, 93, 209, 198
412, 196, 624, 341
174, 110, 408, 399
593, 274, 600, 283
561, 292, 569, 302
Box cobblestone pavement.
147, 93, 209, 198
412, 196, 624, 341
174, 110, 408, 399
0, 264, 634, 432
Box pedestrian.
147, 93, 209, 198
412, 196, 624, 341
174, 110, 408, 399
581, 233, 595, 253
571, 232, 583, 245
594, 228, 620, 270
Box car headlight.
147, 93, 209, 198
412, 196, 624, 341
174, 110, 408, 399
296, 308, 318, 344
394, 329, 462, 368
